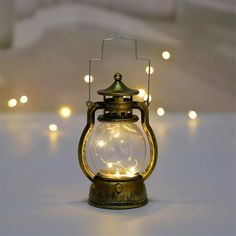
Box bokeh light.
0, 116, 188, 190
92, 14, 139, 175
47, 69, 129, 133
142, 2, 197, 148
84, 74, 94, 83
145, 66, 154, 75
20, 95, 28, 104
144, 94, 152, 102
162, 51, 171, 60
157, 107, 165, 116
188, 110, 198, 120
138, 89, 146, 98
59, 106, 72, 118
49, 124, 58, 132
8, 99, 17, 108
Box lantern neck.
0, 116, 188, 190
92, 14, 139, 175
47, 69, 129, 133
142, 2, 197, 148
97, 96, 139, 122
97, 73, 139, 122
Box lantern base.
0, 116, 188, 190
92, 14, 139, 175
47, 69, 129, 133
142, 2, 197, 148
88, 174, 148, 209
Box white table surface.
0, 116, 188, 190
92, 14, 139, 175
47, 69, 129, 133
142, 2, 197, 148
0, 113, 235, 236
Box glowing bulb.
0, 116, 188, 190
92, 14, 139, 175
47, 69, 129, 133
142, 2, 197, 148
107, 162, 113, 168
145, 66, 154, 75
115, 171, 120, 178
144, 94, 152, 102
8, 99, 17, 108
138, 89, 146, 98
84, 74, 94, 83
97, 140, 105, 147
59, 106, 72, 118
126, 166, 136, 177
188, 110, 197, 120
129, 167, 136, 174
113, 132, 120, 138
157, 107, 165, 116
90, 123, 146, 179
49, 124, 58, 132
20, 95, 28, 104
162, 51, 171, 60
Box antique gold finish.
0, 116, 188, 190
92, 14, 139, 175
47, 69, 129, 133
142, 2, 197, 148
78, 73, 158, 209
97, 73, 139, 123
78, 36, 158, 209
88, 174, 148, 209
78, 101, 104, 182
133, 101, 158, 181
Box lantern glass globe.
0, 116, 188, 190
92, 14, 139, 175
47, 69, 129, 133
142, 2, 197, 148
89, 122, 147, 179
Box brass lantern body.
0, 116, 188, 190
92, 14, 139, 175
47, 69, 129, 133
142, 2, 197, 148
78, 72, 158, 209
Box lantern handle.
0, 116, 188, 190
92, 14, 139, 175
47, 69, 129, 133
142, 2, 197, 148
87, 35, 152, 105
133, 101, 158, 181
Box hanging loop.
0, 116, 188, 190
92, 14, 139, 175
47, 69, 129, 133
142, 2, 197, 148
87, 35, 152, 105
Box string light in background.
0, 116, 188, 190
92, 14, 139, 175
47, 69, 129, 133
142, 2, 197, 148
84, 74, 94, 83
4, 98, 199, 122
188, 110, 198, 120
49, 124, 58, 132
59, 106, 72, 118
8, 98, 17, 108
144, 94, 152, 102
144, 66, 153, 102
3, 55, 199, 124
157, 107, 165, 116
138, 89, 145, 98
145, 66, 154, 75
20, 95, 28, 104
162, 51, 171, 60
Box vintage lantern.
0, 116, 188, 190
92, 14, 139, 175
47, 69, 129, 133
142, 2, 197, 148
78, 36, 158, 209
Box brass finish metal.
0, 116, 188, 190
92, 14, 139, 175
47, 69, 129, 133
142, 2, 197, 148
78, 101, 104, 182
78, 72, 158, 209
98, 73, 139, 122
78, 99, 158, 183
88, 174, 148, 209
133, 101, 158, 181
97, 73, 139, 96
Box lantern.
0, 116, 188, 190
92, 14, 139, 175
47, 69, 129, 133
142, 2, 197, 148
78, 36, 158, 209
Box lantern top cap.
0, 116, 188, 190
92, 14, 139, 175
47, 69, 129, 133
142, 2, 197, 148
97, 73, 139, 96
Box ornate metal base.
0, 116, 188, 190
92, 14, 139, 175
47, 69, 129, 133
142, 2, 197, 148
88, 174, 148, 209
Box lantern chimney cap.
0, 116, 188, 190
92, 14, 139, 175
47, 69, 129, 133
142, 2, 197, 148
97, 73, 139, 96
114, 73, 122, 81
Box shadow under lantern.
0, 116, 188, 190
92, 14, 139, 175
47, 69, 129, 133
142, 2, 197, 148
78, 36, 158, 209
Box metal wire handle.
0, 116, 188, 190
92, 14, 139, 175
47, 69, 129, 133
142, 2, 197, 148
87, 35, 152, 105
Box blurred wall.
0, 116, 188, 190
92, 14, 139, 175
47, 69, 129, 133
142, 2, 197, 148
0, 0, 235, 112
0, 0, 14, 49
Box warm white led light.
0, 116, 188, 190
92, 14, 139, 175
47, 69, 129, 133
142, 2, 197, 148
129, 167, 136, 174
126, 166, 136, 177
8, 99, 17, 108
157, 107, 165, 116
138, 89, 146, 98
84, 74, 94, 83
49, 124, 58, 132
60, 106, 72, 118
145, 66, 154, 75
188, 110, 197, 120
90, 123, 145, 179
113, 132, 120, 138
97, 140, 105, 147
115, 171, 121, 178
107, 162, 113, 168
20, 95, 28, 104
144, 94, 152, 102
162, 51, 171, 60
